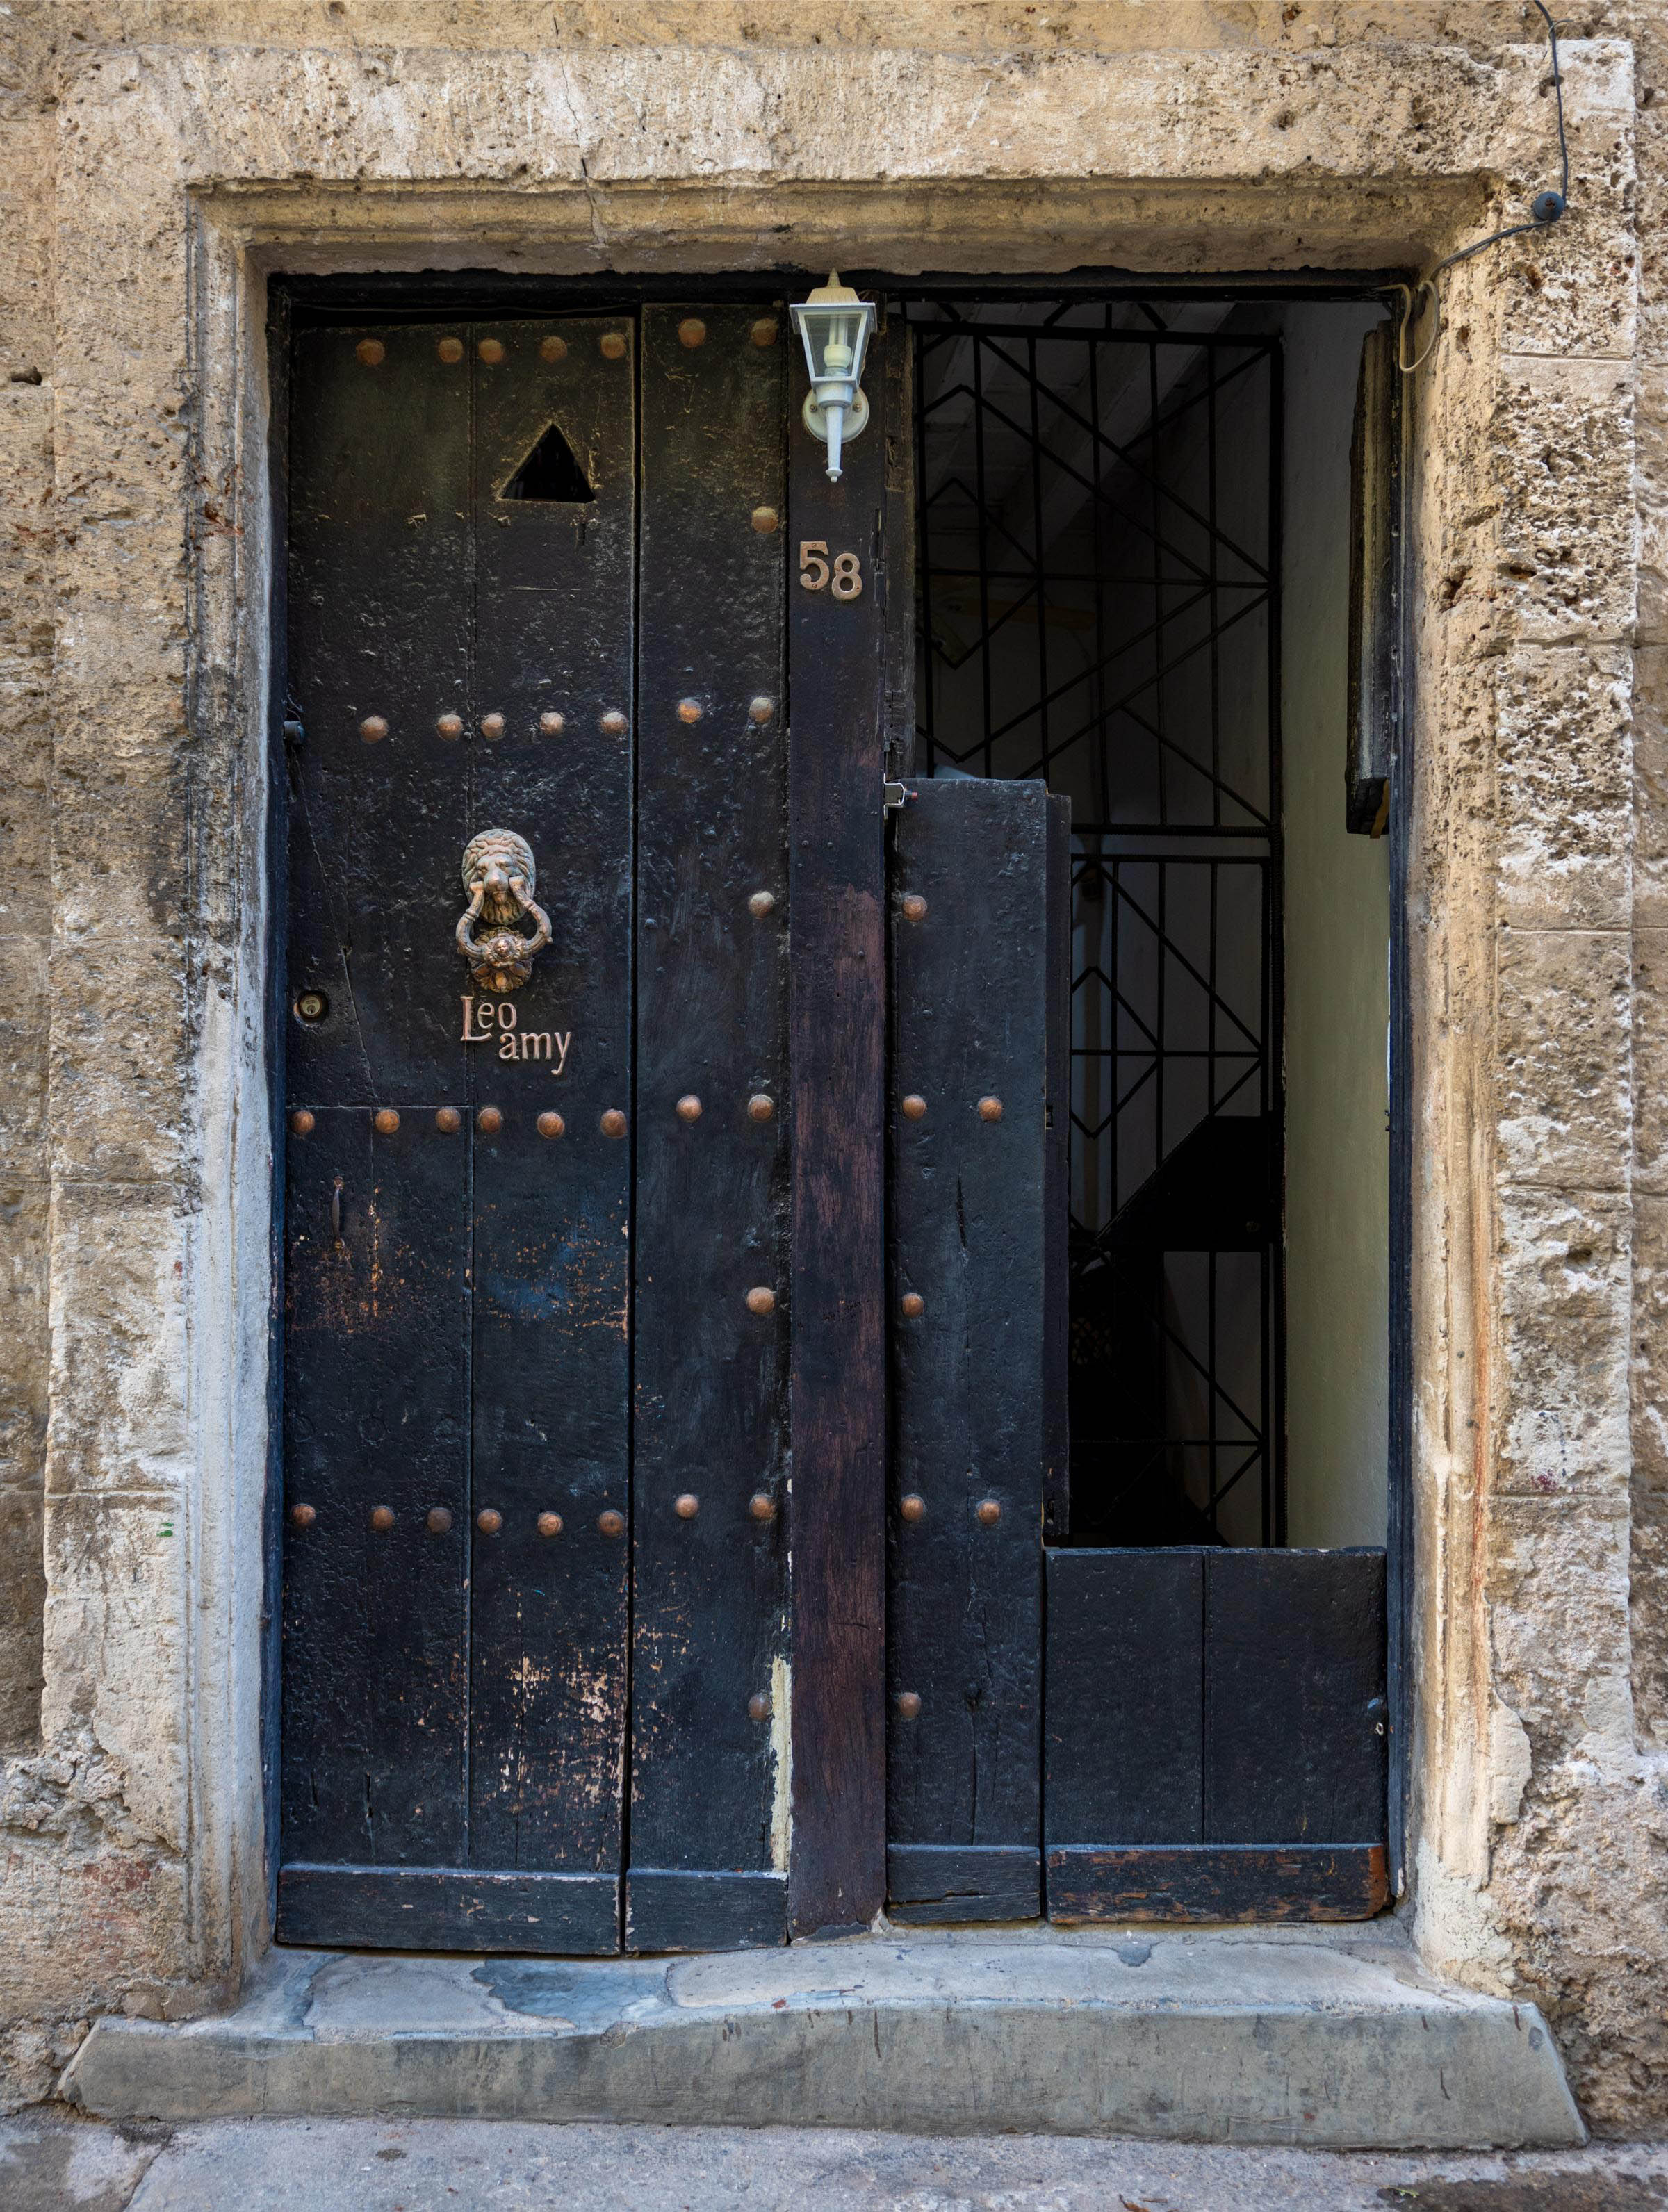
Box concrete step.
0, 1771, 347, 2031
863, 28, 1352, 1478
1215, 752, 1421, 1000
64, 1924, 1585, 2150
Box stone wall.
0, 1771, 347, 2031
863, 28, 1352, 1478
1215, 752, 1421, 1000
3, 0, 1667, 2136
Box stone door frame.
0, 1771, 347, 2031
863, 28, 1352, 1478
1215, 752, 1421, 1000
38, 36, 1635, 2011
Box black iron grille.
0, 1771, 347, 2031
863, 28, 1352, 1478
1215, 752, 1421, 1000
903, 297, 1284, 1546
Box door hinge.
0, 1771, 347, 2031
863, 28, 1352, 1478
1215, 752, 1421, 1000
883, 782, 918, 815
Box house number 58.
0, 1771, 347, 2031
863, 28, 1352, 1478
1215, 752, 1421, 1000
799, 540, 865, 601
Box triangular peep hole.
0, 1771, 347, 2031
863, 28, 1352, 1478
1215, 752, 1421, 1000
502, 421, 595, 504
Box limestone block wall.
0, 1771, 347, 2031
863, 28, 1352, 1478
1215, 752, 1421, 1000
0, 0, 1666, 2136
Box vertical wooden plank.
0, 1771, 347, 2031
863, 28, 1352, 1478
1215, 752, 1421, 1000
787, 318, 892, 1937
628, 304, 790, 1951
1204, 1550, 1387, 1844
466, 318, 635, 1899
1042, 1548, 1204, 1847
886, 777, 1050, 1907
1041, 794, 1072, 1540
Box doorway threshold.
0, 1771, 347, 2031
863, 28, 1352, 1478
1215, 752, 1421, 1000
63, 1922, 1582, 2150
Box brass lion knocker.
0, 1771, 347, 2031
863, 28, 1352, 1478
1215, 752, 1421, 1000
456, 829, 552, 994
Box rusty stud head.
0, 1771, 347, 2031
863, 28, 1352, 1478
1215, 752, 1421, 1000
748, 890, 776, 918
748, 1691, 771, 1721
745, 1286, 776, 1317
480, 712, 505, 742
291, 1502, 318, 1529
978, 1096, 1004, 1123
476, 1508, 503, 1534
477, 1106, 504, 1136
537, 1510, 564, 1537
746, 1094, 775, 1123
539, 712, 565, 737
436, 336, 464, 363
678, 317, 707, 350
600, 331, 627, 360
976, 1498, 1002, 1526
900, 1292, 925, 1319
901, 1094, 928, 1122
674, 1493, 700, 1519
751, 505, 779, 535
748, 696, 776, 726
749, 1492, 776, 1522
598, 1508, 625, 1537
750, 317, 780, 349
295, 991, 328, 1023
370, 1505, 395, 1532
436, 1106, 462, 1134
677, 698, 703, 725
359, 715, 389, 743
477, 338, 505, 365
374, 1108, 400, 1136
539, 334, 569, 363
600, 710, 628, 737
356, 339, 385, 366
899, 1493, 926, 1523
537, 1111, 565, 1140
436, 713, 464, 740
676, 1095, 703, 1124
900, 893, 928, 923
600, 1108, 627, 1138
896, 1691, 922, 1719
289, 1108, 316, 1137
427, 1507, 452, 1534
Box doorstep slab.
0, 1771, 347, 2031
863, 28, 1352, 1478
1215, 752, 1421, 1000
62, 1924, 1584, 2150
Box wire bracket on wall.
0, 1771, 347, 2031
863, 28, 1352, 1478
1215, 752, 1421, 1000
1396, 0, 1571, 374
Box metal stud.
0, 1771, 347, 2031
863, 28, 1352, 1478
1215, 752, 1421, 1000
600, 1109, 627, 1138
976, 1499, 1002, 1526
537, 1111, 565, 1139
291, 1502, 318, 1529
748, 696, 776, 726
677, 698, 703, 724
374, 1108, 400, 1136
674, 1493, 700, 1519
748, 1691, 771, 1721
900, 893, 928, 923
356, 339, 385, 366
295, 991, 328, 1022
900, 1292, 924, 1319
747, 1094, 775, 1123
537, 1511, 564, 1537
478, 1106, 504, 1136
478, 338, 505, 364
678, 317, 707, 350
436, 1106, 462, 1133
427, 1507, 452, 1534
290, 1109, 316, 1137
901, 1094, 927, 1121
751, 505, 779, 535
899, 1493, 926, 1523
896, 1691, 922, 1719
540, 335, 569, 363
598, 1508, 625, 1537
600, 332, 627, 361
600, 710, 628, 736
748, 890, 776, 918
359, 715, 389, 742
676, 1095, 703, 1124
978, 1096, 1004, 1123
749, 1492, 776, 1522
370, 1506, 395, 1532
750, 317, 779, 349
745, 1286, 776, 1316
436, 713, 464, 740
539, 712, 565, 737
480, 712, 505, 741
476, 1509, 502, 1534
436, 337, 464, 363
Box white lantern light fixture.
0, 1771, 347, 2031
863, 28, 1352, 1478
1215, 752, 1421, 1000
790, 272, 877, 482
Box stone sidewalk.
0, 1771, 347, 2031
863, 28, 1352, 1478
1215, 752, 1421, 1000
5, 2117, 1668, 2212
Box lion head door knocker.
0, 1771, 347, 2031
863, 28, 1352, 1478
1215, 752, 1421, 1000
456, 830, 552, 993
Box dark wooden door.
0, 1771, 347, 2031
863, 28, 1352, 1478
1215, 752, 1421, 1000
277, 306, 795, 1954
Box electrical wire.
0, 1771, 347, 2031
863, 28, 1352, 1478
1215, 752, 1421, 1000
1396, 1, 1571, 372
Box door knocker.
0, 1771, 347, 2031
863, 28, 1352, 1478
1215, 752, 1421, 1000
456, 830, 551, 993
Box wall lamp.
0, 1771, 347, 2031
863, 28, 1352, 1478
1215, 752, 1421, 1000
790, 272, 876, 482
